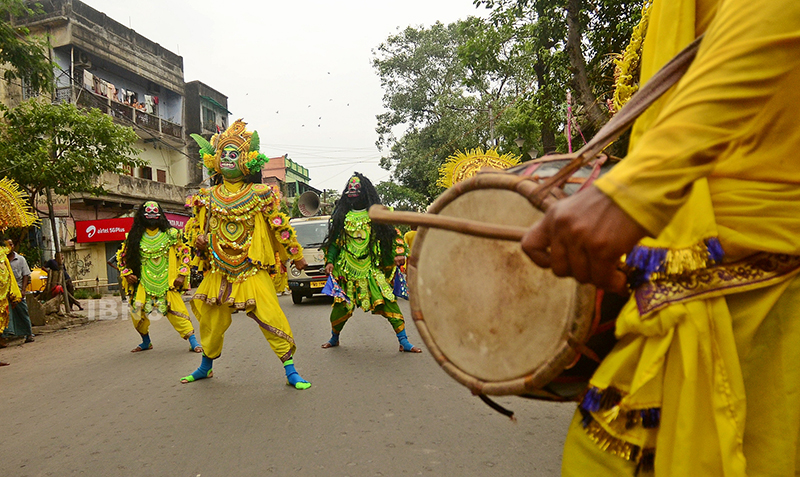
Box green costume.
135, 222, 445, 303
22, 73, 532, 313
325, 209, 407, 333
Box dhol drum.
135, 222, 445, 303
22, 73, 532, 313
369, 36, 703, 406
374, 169, 623, 403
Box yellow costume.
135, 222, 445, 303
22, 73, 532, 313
563, 1, 800, 476
185, 119, 306, 373
117, 227, 195, 343
0, 245, 22, 332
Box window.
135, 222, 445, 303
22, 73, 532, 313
121, 165, 133, 176
140, 166, 152, 180
21, 78, 38, 101
202, 106, 216, 131
156, 169, 166, 183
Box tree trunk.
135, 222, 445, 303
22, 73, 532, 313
46, 188, 71, 315
565, 0, 608, 137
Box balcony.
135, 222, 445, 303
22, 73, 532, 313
60, 86, 184, 147
71, 171, 188, 212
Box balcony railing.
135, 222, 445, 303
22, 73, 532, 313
60, 86, 184, 143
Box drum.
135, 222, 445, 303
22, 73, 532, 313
405, 171, 620, 402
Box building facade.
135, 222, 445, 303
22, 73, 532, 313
5, 0, 224, 289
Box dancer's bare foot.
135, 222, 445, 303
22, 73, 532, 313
321, 341, 339, 349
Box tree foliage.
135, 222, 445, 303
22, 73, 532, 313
0, 0, 54, 93
0, 100, 143, 203
372, 0, 644, 208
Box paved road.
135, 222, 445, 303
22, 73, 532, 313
0, 294, 575, 477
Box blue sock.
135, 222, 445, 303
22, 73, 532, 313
188, 334, 200, 350
396, 330, 415, 351
139, 334, 151, 349
284, 359, 311, 389
327, 332, 339, 346
189, 355, 213, 381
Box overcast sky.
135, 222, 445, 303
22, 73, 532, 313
80, 0, 488, 192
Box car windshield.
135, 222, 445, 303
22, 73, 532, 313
292, 220, 330, 248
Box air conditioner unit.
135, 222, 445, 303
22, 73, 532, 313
75, 51, 91, 69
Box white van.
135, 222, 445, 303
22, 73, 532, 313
287, 215, 331, 304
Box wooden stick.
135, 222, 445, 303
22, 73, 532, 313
369, 205, 527, 242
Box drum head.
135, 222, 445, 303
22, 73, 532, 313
410, 184, 595, 395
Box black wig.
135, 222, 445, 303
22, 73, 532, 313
123, 201, 171, 278
322, 172, 396, 266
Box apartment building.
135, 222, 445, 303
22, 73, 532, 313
6, 0, 221, 288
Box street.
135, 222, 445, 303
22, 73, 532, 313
0, 295, 575, 477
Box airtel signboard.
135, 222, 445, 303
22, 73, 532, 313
75, 213, 189, 243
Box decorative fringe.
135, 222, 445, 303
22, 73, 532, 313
580, 386, 622, 413
625, 237, 725, 288
0, 177, 38, 231
437, 148, 520, 189
583, 419, 656, 473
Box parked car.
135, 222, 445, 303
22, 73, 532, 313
288, 215, 330, 304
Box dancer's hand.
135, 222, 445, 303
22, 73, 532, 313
194, 234, 208, 251
173, 275, 186, 289
125, 274, 139, 285
293, 258, 308, 271
520, 186, 648, 294
394, 255, 406, 267
325, 263, 333, 275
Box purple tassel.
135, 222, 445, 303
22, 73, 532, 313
579, 407, 594, 428
640, 408, 661, 428
626, 245, 667, 281
580, 387, 602, 413
706, 237, 724, 262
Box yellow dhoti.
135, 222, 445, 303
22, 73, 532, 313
192, 269, 295, 361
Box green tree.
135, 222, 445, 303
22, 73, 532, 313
0, 0, 54, 94
0, 100, 142, 202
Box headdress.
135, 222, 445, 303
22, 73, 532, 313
0, 177, 38, 231
190, 119, 270, 176
437, 148, 521, 189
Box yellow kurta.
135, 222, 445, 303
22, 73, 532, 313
565, 1, 800, 476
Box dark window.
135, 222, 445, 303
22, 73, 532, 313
156, 169, 166, 183
140, 166, 152, 180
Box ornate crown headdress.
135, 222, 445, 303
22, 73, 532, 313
190, 118, 270, 176
0, 177, 38, 231
437, 148, 521, 189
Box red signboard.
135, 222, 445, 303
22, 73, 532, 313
76, 217, 133, 243
165, 213, 189, 229
75, 213, 190, 243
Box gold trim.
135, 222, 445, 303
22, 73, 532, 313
635, 253, 800, 315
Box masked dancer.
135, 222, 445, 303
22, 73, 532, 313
321, 173, 420, 353
183, 119, 311, 389
117, 201, 200, 353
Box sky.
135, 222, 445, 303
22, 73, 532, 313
80, 0, 489, 192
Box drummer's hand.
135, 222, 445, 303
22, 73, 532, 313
172, 274, 186, 290
324, 263, 333, 276
394, 255, 406, 267
520, 186, 648, 294
293, 258, 308, 271
125, 274, 139, 285
194, 234, 208, 251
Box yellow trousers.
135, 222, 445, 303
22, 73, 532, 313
191, 270, 296, 361
130, 290, 195, 338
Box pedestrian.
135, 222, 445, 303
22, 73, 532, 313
184, 119, 311, 389
3, 238, 34, 343
521, 0, 800, 475
116, 201, 202, 354
320, 173, 420, 353
43, 252, 83, 311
